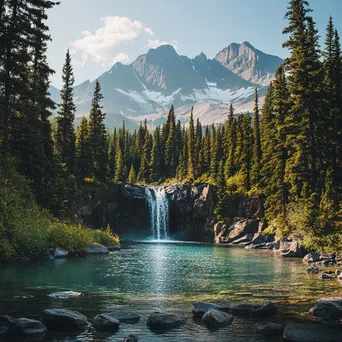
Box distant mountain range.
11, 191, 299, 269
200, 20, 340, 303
50, 42, 283, 128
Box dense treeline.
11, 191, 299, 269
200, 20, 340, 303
0, 0, 341, 251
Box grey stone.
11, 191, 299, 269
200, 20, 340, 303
303, 252, 321, 263
6, 318, 47, 340
147, 312, 185, 331
230, 303, 254, 316
94, 314, 120, 331
255, 322, 283, 336
202, 310, 234, 329
86, 243, 109, 254
192, 302, 230, 317
42, 309, 88, 330
250, 302, 278, 317
309, 297, 342, 321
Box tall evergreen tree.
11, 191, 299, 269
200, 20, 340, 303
187, 107, 196, 181
88, 80, 108, 180
252, 88, 262, 186
76, 116, 91, 179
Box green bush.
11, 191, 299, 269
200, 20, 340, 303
0, 160, 120, 263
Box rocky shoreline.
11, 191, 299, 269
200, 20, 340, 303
1, 296, 341, 341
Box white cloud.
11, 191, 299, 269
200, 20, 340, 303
71, 16, 178, 67
146, 39, 178, 50
112, 52, 129, 65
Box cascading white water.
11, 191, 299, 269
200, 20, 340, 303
145, 186, 169, 240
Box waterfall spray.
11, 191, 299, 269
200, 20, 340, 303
145, 186, 169, 240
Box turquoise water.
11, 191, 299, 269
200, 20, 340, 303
0, 242, 341, 341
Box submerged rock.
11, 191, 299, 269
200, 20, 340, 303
86, 243, 109, 254
254, 322, 283, 336
48, 291, 82, 299
250, 302, 278, 317
309, 297, 342, 321
192, 302, 230, 317
6, 318, 47, 340
105, 312, 140, 324
230, 303, 255, 316
307, 266, 321, 274
283, 323, 342, 342
202, 310, 234, 329
42, 309, 88, 330
93, 314, 120, 331
319, 273, 335, 280
147, 312, 185, 331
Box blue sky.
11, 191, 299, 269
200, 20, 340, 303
47, 0, 342, 88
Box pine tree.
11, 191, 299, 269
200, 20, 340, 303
128, 164, 137, 184
138, 121, 150, 183
164, 106, 177, 176
76, 116, 91, 179
210, 124, 218, 182
149, 127, 162, 182
187, 107, 196, 180
108, 128, 117, 178
88, 80, 108, 180
252, 88, 262, 186
54, 50, 76, 175
214, 161, 228, 222
114, 134, 125, 182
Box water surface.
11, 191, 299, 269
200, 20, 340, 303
0, 243, 341, 341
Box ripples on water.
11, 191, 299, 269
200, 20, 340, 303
0, 243, 341, 341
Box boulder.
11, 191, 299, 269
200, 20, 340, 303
250, 302, 278, 317
303, 252, 321, 263
282, 240, 306, 258
226, 219, 259, 243
283, 323, 342, 342
230, 303, 255, 316
86, 243, 109, 254
192, 302, 230, 317
202, 310, 234, 329
42, 309, 88, 330
254, 322, 283, 336
105, 312, 140, 324
309, 297, 342, 321
93, 314, 120, 331
146, 312, 185, 331
108, 245, 120, 251
123, 335, 140, 342
320, 252, 336, 261
6, 318, 47, 340
54, 248, 68, 258
0, 315, 13, 338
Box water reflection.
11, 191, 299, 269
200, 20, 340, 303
0, 243, 341, 342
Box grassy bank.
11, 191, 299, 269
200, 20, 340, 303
0, 161, 119, 263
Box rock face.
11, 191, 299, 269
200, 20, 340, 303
255, 322, 283, 336
86, 243, 109, 255
6, 318, 47, 340
146, 312, 186, 331
283, 323, 342, 342
225, 219, 259, 243
105, 312, 140, 324
42, 309, 88, 330
309, 297, 342, 321
192, 302, 230, 317
93, 314, 120, 331
202, 310, 234, 329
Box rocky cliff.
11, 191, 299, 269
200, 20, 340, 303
70, 182, 264, 242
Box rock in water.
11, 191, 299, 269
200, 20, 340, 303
202, 310, 234, 329
250, 302, 278, 317
303, 252, 321, 263
283, 323, 342, 342
48, 291, 82, 299
123, 334, 140, 342
282, 240, 306, 257
309, 297, 342, 321
255, 322, 283, 336
105, 312, 140, 324
54, 248, 68, 258
93, 314, 120, 331
42, 309, 88, 330
192, 302, 230, 317
230, 303, 255, 316
86, 244, 109, 254
147, 312, 185, 331
6, 318, 47, 340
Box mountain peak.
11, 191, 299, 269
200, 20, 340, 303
241, 41, 254, 49
147, 44, 177, 57
194, 52, 207, 61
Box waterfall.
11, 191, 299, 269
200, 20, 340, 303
145, 186, 169, 240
